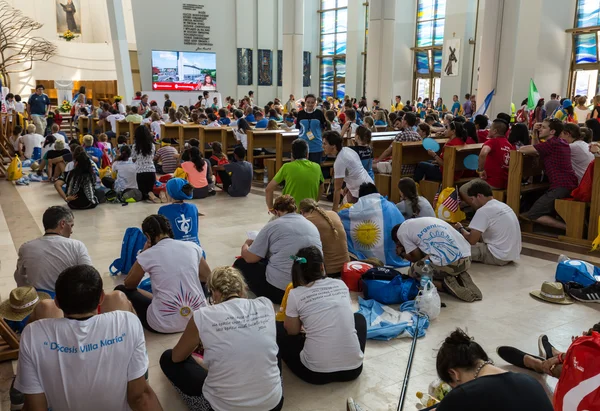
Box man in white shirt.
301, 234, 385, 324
392, 216, 481, 302
17, 124, 44, 159
15, 264, 163, 411
455, 180, 521, 266
561, 123, 594, 183
14, 206, 92, 293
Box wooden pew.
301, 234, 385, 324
161, 124, 181, 146
441, 143, 483, 189
370, 133, 399, 195
588, 159, 600, 243
77, 116, 90, 135
92, 118, 101, 133
246, 129, 280, 165
201, 126, 227, 156
102, 118, 112, 133
220, 128, 237, 154
181, 125, 202, 154
389, 139, 449, 204
128, 122, 141, 144
115, 119, 129, 140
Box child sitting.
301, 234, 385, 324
218, 108, 231, 126
158, 178, 201, 246
349, 125, 374, 179
208, 142, 229, 184
8, 125, 22, 156
267, 119, 279, 130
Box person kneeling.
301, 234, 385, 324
277, 246, 366, 385
454, 180, 521, 266
160, 266, 283, 411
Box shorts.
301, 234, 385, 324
459, 178, 502, 197
525, 187, 572, 220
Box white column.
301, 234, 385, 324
345, 1, 366, 98
283, 0, 304, 100
236, 0, 258, 101
106, 0, 134, 102
392, 0, 416, 104
365, 0, 396, 107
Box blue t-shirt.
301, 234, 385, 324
296, 109, 326, 154
255, 118, 268, 128
84, 146, 103, 168
28, 93, 51, 116
158, 202, 200, 246
245, 114, 256, 123
451, 101, 461, 115
219, 117, 231, 126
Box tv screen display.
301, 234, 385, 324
151, 50, 217, 91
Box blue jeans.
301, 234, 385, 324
414, 161, 442, 182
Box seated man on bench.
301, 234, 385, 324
519, 118, 578, 229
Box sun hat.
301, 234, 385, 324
167, 177, 193, 201
530, 281, 573, 305
0, 286, 51, 321
562, 99, 573, 109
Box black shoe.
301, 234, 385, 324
568, 282, 600, 303
538, 335, 555, 359
496, 346, 544, 372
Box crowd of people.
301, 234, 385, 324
4, 84, 600, 411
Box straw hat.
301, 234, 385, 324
0, 287, 51, 321
530, 282, 573, 305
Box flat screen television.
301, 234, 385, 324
151, 50, 217, 91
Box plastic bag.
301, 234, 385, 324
7, 156, 23, 181
415, 281, 441, 320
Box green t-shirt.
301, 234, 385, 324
273, 159, 324, 206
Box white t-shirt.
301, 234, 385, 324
150, 120, 164, 138
107, 114, 125, 131
330, 122, 342, 133
18, 133, 44, 159
135, 238, 207, 333
15, 235, 92, 292
574, 107, 590, 122
194, 297, 282, 411
112, 160, 138, 192
570, 140, 594, 183
117, 102, 126, 114
286, 278, 363, 373
234, 130, 248, 149
15, 101, 25, 113
15, 311, 148, 411
469, 199, 521, 261
334, 147, 374, 198
396, 217, 471, 266
52, 132, 67, 145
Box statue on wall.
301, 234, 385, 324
0, 1, 57, 89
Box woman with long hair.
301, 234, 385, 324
160, 266, 283, 411
435, 97, 447, 113
299, 199, 349, 277
585, 118, 600, 141
590, 95, 600, 119
508, 123, 530, 149
115, 214, 210, 334
102, 145, 138, 194
235, 117, 251, 149
132, 125, 159, 202
60, 150, 99, 209
362, 115, 377, 132
277, 246, 366, 385
396, 177, 435, 219
181, 146, 215, 199
534, 98, 545, 124
167, 107, 177, 123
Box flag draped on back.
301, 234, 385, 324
527, 79, 540, 111
338, 193, 409, 267
473, 89, 495, 117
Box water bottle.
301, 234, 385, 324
420, 259, 433, 289
263, 166, 268, 185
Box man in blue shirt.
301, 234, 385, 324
463, 93, 473, 118
255, 111, 268, 128
27, 85, 51, 135
451, 95, 461, 116
295, 93, 326, 164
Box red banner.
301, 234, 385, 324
152, 82, 198, 91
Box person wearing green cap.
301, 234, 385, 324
158, 178, 201, 246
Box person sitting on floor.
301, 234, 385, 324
82, 134, 103, 168
392, 217, 480, 302
208, 141, 229, 185
434, 329, 553, 411
154, 143, 179, 175
277, 246, 366, 385
14, 206, 91, 295
266, 139, 324, 209
17, 124, 44, 160
158, 178, 201, 245
181, 146, 215, 199
234, 195, 322, 304
102, 145, 138, 195
14, 265, 163, 411
212, 146, 253, 197
455, 180, 521, 266
323, 131, 374, 212
57, 150, 99, 210
299, 199, 349, 278
116, 214, 209, 334
160, 266, 283, 411
519, 118, 578, 230
396, 177, 435, 219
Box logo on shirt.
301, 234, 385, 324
418, 225, 463, 265
175, 213, 192, 235
160, 282, 205, 318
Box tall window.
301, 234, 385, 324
319, 0, 347, 99
413, 0, 446, 101
568, 0, 600, 103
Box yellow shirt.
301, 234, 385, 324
391, 102, 404, 112
554, 109, 578, 123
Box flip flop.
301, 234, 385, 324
497, 346, 545, 372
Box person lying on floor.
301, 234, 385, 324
454, 180, 521, 266
14, 265, 163, 411
434, 328, 553, 411
116, 214, 210, 334
277, 246, 366, 385
391, 217, 481, 302
160, 266, 283, 411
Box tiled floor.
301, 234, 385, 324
1, 179, 599, 410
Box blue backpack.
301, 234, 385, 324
109, 227, 146, 275
555, 260, 600, 287
360, 267, 419, 305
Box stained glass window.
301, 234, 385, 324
414, 0, 446, 100
576, 0, 600, 28
320, 0, 347, 99
417, 0, 445, 47
575, 33, 598, 64
569, 1, 600, 101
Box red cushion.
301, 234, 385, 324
571, 160, 595, 203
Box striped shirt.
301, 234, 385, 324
156, 146, 179, 174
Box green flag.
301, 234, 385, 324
527, 79, 540, 111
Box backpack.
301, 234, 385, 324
555, 259, 600, 287
109, 227, 147, 275
210, 155, 229, 184
360, 267, 419, 304
553, 332, 600, 411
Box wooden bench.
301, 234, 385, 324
181, 125, 202, 154
115, 119, 129, 141
246, 129, 280, 165
220, 127, 237, 154
389, 139, 449, 204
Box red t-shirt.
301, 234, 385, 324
483, 137, 515, 189
477, 129, 489, 143
338, 112, 346, 124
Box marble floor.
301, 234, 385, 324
0, 179, 599, 410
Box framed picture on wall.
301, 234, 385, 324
258, 50, 273, 86
237, 48, 253, 86
303, 51, 311, 87
277, 50, 283, 87
56, 0, 82, 34
442, 38, 460, 77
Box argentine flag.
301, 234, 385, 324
339, 194, 409, 267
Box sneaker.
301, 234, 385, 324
567, 282, 600, 303
538, 334, 555, 359
10, 377, 24, 410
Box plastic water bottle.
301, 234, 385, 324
263, 166, 268, 185
420, 259, 433, 289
